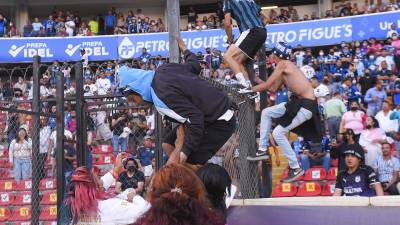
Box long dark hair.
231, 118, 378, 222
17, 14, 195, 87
16, 128, 28, 142
196, 163, 232, 218
369, 116, 380, 129
133, 163, 224, 225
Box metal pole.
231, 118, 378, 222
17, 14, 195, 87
258, 44, 268, 111
154, 110, 164, 171
55, 71, 65, 222
75, 62, 87, 166
167, 0, 180, 63
31, 55, 40, 225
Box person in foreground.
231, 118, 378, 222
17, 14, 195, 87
119, 35, 236, 165
333, 147, 384, 196
60, 153, 150, 224
132, 163, 225, 225
247, 42, 322, 183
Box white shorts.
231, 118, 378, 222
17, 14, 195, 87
143, 165, 153, 177
97, 124, 113, 141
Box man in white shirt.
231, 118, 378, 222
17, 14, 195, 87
375, 101, 398, 133
387, 23, 398, 38
96, 70, 111, 95
31, 17, 43, 37
375, 48, 395, 71
65, 16, 75, 37
39, 117, 51, 179
300, 59, 315, 80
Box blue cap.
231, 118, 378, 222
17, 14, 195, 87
272, 42, 292, 60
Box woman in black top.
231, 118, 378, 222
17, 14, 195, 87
331, 128, 365, 171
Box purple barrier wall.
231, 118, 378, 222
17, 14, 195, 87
227, 206, 399, 225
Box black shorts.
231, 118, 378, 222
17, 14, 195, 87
235, 27, 267, 60
163, 116, 236, 165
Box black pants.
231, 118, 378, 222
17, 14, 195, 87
164, 116, 236, 164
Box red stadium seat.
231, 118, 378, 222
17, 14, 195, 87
0, 180, 16, 192
9, 207, 31, 221
272, 183, 298, 197
280, 169, 304, 182
0, 170, 12, 180
39, 205, 57, 221
95, 154, 115, 165
0, 207, 11, 222
0, 192, 14, 206
43, 222, 57, 225
296, 182, 322, 197
303, 168, 326, 181
16, 180, 32, 191
41, 192, 57, 205
14, 192, 32, 205
93, 145, 113, 154
0, 159, 11, 168
39, 179, 56, 191
321, 181, 336, 196
327, 167, 338, 180
0, 150, 8, 159
331, 159, 338, 167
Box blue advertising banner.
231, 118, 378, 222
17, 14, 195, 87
0, 11, 399, 62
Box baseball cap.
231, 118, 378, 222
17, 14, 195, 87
344, 148, 363, 160
272, 42, 292, 60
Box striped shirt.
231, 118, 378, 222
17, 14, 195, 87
223, 0, 264, 32
373, 155, 400, 183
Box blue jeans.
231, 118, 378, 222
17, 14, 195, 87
259, 103, 312, 169
327, 117, 341, 138
112, 135, 128, 155
14, 158, 31, 184
300, 153, 331, 172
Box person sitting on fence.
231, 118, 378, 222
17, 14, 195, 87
60, 153, 150, 224
246, 42, 323, 183
119, 36, 236, 166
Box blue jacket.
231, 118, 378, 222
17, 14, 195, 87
119, 50, 232, 157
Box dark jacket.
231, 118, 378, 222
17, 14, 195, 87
119, 50, 232, 157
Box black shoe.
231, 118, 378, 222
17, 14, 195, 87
247, 150, 270, 161
283, 168, 304, 182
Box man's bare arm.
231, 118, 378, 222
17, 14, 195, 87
224, 13, 233, 44
260, 11, 270, 25
252, 62, 286, 92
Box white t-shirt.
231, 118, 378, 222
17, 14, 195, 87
300, 65, 316, 79
32, 22, 43, 31
375, 56, 395, 70
375, 110, 399, 133
39, 126, 52, 154
387, 30, 398, 38
81, 53, 89, 68
314, 84, 330, 98
96, 78, 111, 95
65, 20, 76, 36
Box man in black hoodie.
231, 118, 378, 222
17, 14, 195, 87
119, 37, 236, 165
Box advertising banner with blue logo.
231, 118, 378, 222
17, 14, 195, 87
0, 11, 399, 63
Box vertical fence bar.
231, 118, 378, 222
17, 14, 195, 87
258, 44, 268, 111
75, 62, 87, 166
56, 71, 65, 221
154, 110, 164, 171
167, 0, 180, 63
31, 55, 41, 225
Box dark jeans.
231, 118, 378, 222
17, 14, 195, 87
39, 153, 48, 180
259, 162, 273, 198
106, 26, 114, 35
327, 116, 341, 138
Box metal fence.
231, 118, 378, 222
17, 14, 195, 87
0, 55, 260, 224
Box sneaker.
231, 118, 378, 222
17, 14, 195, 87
283, 168, 304, 182
247, 150, 270, 161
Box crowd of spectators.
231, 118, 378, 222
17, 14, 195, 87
1, 0, 400, 37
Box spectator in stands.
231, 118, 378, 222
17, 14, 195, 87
14, 76, 27, 94
340, 101, 365, 137
301, 59, 315, 80
373, 142, 400, 195
96, 70, 111, 95
105, 10, 115, 35
137, 136, 154, 184
387, 23, 398, 38
39, 117, 51, 179
364, 80, 387, 116
5, 106, 19, 145
23, 20, 33, 37
64, 136, 76, 185
89, 17, 99, 35
333, 146, 383, 196
376, 48, 395, 71
139, 48, 151, 67
31, 17, 43, 37
388, 73, 400, 106
48, 105, 57, 130
359, 116, 392, 166
111, 105, 130, 155
375, 101, 398, 134
9, 128, 32, 184
331, 128, 364, 171
65, 16, 76, 37
133, 163, 225, 225
45, 15, 56, 36
115, 157, 145, 194
299, 138, 331, 172
0, 14, 6, 37
325, 92, 347, 138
